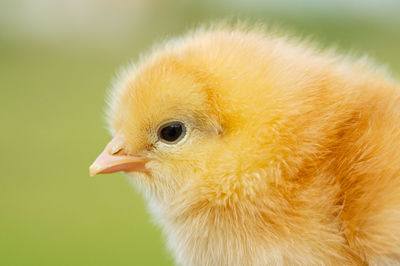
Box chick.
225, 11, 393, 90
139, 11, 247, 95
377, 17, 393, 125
90, 25, 400, 265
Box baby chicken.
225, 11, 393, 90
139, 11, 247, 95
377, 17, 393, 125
90, 25, 400, 265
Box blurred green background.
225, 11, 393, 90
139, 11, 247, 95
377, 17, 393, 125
1, 0, 399, 265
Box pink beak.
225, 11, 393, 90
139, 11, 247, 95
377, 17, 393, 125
89, 134, 148, 176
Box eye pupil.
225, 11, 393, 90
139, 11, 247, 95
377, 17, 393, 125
159, 122, 185, 143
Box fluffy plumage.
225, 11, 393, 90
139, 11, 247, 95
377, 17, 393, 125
91, 24, 400, 265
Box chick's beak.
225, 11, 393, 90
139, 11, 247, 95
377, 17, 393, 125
89, 135, 148, 176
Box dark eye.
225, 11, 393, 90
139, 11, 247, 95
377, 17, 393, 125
158, 121, 186, 144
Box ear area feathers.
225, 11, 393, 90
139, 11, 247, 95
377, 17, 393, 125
185, 67, 228, 138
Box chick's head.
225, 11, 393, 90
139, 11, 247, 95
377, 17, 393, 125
90, 29, 303, 208
92, 53, 228, 202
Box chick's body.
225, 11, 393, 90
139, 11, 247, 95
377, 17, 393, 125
100, 26, 400, 265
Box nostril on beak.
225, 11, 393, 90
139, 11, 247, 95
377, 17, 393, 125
109, 134, 126, 155
110, 145, 123, 155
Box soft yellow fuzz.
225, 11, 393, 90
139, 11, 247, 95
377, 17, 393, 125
106, 24, 400, 265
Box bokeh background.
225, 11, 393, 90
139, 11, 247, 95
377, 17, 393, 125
1, 0, 399, 265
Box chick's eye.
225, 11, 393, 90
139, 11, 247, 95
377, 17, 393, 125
158, 121, 186, 144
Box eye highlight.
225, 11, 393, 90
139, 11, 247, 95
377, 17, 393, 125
158, 121, 186, 144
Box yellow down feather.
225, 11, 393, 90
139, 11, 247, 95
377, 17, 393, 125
104, 24, 400, 265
